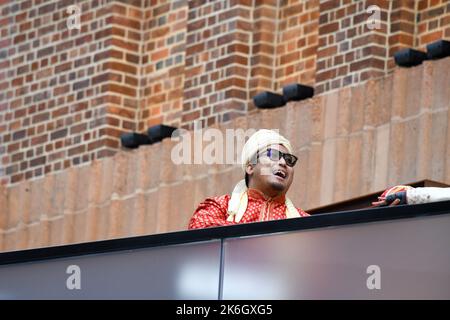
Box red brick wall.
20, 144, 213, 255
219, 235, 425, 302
1, 0, 449, 186
0, 0, 143, 185
182, 0, 253, 130
99, 1, 142, 151
387, 0, 450, 71
248, 1, 278, 102
140, 0, 187, 130
315, 0, 450, 93
275, 0, 319, 90
417, 0, 450, 49
388, 0, 416, 70
315, 0, 391, 94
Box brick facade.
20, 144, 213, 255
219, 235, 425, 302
0, 0, 144, 185
276, 0, 319, 90
315, 0, 391, 93
140, 0, 187, 130
182, 0, 252, 130
417, 0, 450, 49
1, 0, 449, 185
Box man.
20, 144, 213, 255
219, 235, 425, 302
188, 129, 309, 229
372, 185, 450, 206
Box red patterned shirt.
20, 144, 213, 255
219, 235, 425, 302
188, 188, 310, 229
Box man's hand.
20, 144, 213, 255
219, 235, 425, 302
372, 191, 407, 207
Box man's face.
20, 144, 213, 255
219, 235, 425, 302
246, 144, 295, 197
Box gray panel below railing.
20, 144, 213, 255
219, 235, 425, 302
1, 202, 450, 299
222, 214, 450, 299
0, 240, 221, 300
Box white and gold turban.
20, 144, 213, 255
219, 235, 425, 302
227, 129, 300, 222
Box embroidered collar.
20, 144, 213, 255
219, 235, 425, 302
247, 188, 286, 204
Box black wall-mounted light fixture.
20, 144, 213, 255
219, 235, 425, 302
282, 83, 314, 102
121, 124, 178, 149
120, 132, 152, 149
394, 48, 428, 67
426, 39, 450, 60
253, 91, 286, 109
147, 124, 178, 144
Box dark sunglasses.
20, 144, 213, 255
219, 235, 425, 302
257, 148, 298, 167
